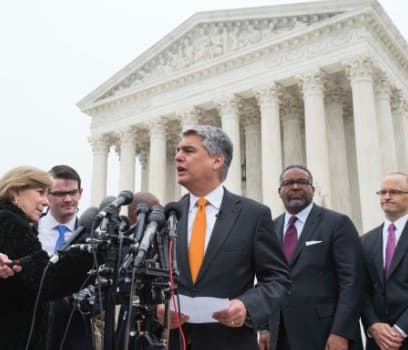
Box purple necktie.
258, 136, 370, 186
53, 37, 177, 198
283, 216, 298, 261
384, 223, 396, 276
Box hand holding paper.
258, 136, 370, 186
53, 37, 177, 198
212, 298, 247, 327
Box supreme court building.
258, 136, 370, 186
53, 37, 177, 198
77, 0, 408, 232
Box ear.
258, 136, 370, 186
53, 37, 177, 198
10, 190, 18, 203
212, 154, 224, 171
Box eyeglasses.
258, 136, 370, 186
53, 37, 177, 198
280, 179, 312, 187
376, 190, 408, 196
49, 189, 80, 198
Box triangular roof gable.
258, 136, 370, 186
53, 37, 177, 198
77, 0, 374, 110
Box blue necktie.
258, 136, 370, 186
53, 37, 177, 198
54, 225, 68, 253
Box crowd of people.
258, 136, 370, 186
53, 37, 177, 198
0, 124, 407, 350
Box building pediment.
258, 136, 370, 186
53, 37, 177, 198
78, 0, 393, 112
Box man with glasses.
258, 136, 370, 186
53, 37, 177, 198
37, 165, 93, 350
259, 165, 364, 350
361, 172, 408, 350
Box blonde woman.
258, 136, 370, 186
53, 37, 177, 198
0, 166, 93, 350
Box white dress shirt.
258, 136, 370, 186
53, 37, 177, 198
283, 202, 314, 239
37, 212, 77, 256
187, 185, 224, 252
382, 215, 408, 267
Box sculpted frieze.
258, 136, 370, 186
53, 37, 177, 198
101, 13, 339, 99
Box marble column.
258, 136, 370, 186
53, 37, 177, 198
255, 84, 283, 215
148, 119, 167, 204
118, 128, 136, 193
242, 106, 262, 201
178, 108, 201, 196
89, 135, 110, 207
297, 70, 331, 207
281, 94, 305, 167
392, 94, 408, 172
325, 83, 352, 217
375, 77, 398, 173
166, 139, 176, 203
343, 110, 362, 232
345, 56, 383, 231
139, 148, 149, 192
217, 96, 242, 194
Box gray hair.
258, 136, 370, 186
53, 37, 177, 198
181, 125, 233, 181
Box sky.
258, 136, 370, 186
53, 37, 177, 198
0, 0, 406, 209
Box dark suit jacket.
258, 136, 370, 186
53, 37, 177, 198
169, 189, 291, 350
273, 204, 364, 350
361, 222, 408, 350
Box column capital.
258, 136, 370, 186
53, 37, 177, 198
391, 92, 408, 113
296, 69, 326, 97
344, 55, 376, 82
240, 103, 260, 127
177, 107, 202, 127
325, 81, 345, 105
215, 95, 239, 115
254, 83, 281, 107
148, 118, 167, 136
88, 134, 111, 154
280, 93, 303, 120
118, 127, 137, 146
374, 75, 392, 99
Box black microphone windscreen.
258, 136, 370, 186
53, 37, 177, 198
164, 202, 182, 220
98, 196, 116, 209
149, 204, 165, 226
136, 202, 150, 215
118, 190, 134, 205
78, 206, 100, 231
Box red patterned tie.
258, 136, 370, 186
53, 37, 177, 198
283, 216, 298, 261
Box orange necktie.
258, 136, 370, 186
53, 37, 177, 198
189, 198, 208, 283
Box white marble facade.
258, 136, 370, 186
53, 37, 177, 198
78, 0, 408, 232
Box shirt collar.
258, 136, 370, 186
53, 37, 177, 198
284, 202, 314, 225
41, 212, 76, 232
384, 214, 408, 233
189, 185, 224, 212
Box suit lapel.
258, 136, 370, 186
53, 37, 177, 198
195, 190, 241, 283
371, 225, 385, 285
275, 215, 285, 245
388, 222, 408, 279
289, 204, 321, 266
176, 195, 193, 286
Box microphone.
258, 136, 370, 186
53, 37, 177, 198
133, 204, 165, 268
119, 215, 131, 233
133, 203, 150, 243
98, 195, 117, 210
50, 206, 100, 264
97, 191, 133, 218
164, 202, 182, 274
164, 202, 182, 239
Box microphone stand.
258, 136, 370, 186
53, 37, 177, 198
101, 215, 121, 350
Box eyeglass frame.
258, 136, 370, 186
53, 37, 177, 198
375, 189, 408, 196
48, 189, 80, 198
280, 179, 313, 187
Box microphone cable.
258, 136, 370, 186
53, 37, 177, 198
24, 260, 52, 350
168, 240, 186, 350
58, 273, 93, 350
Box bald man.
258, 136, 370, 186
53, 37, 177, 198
127, 191, 159, 225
